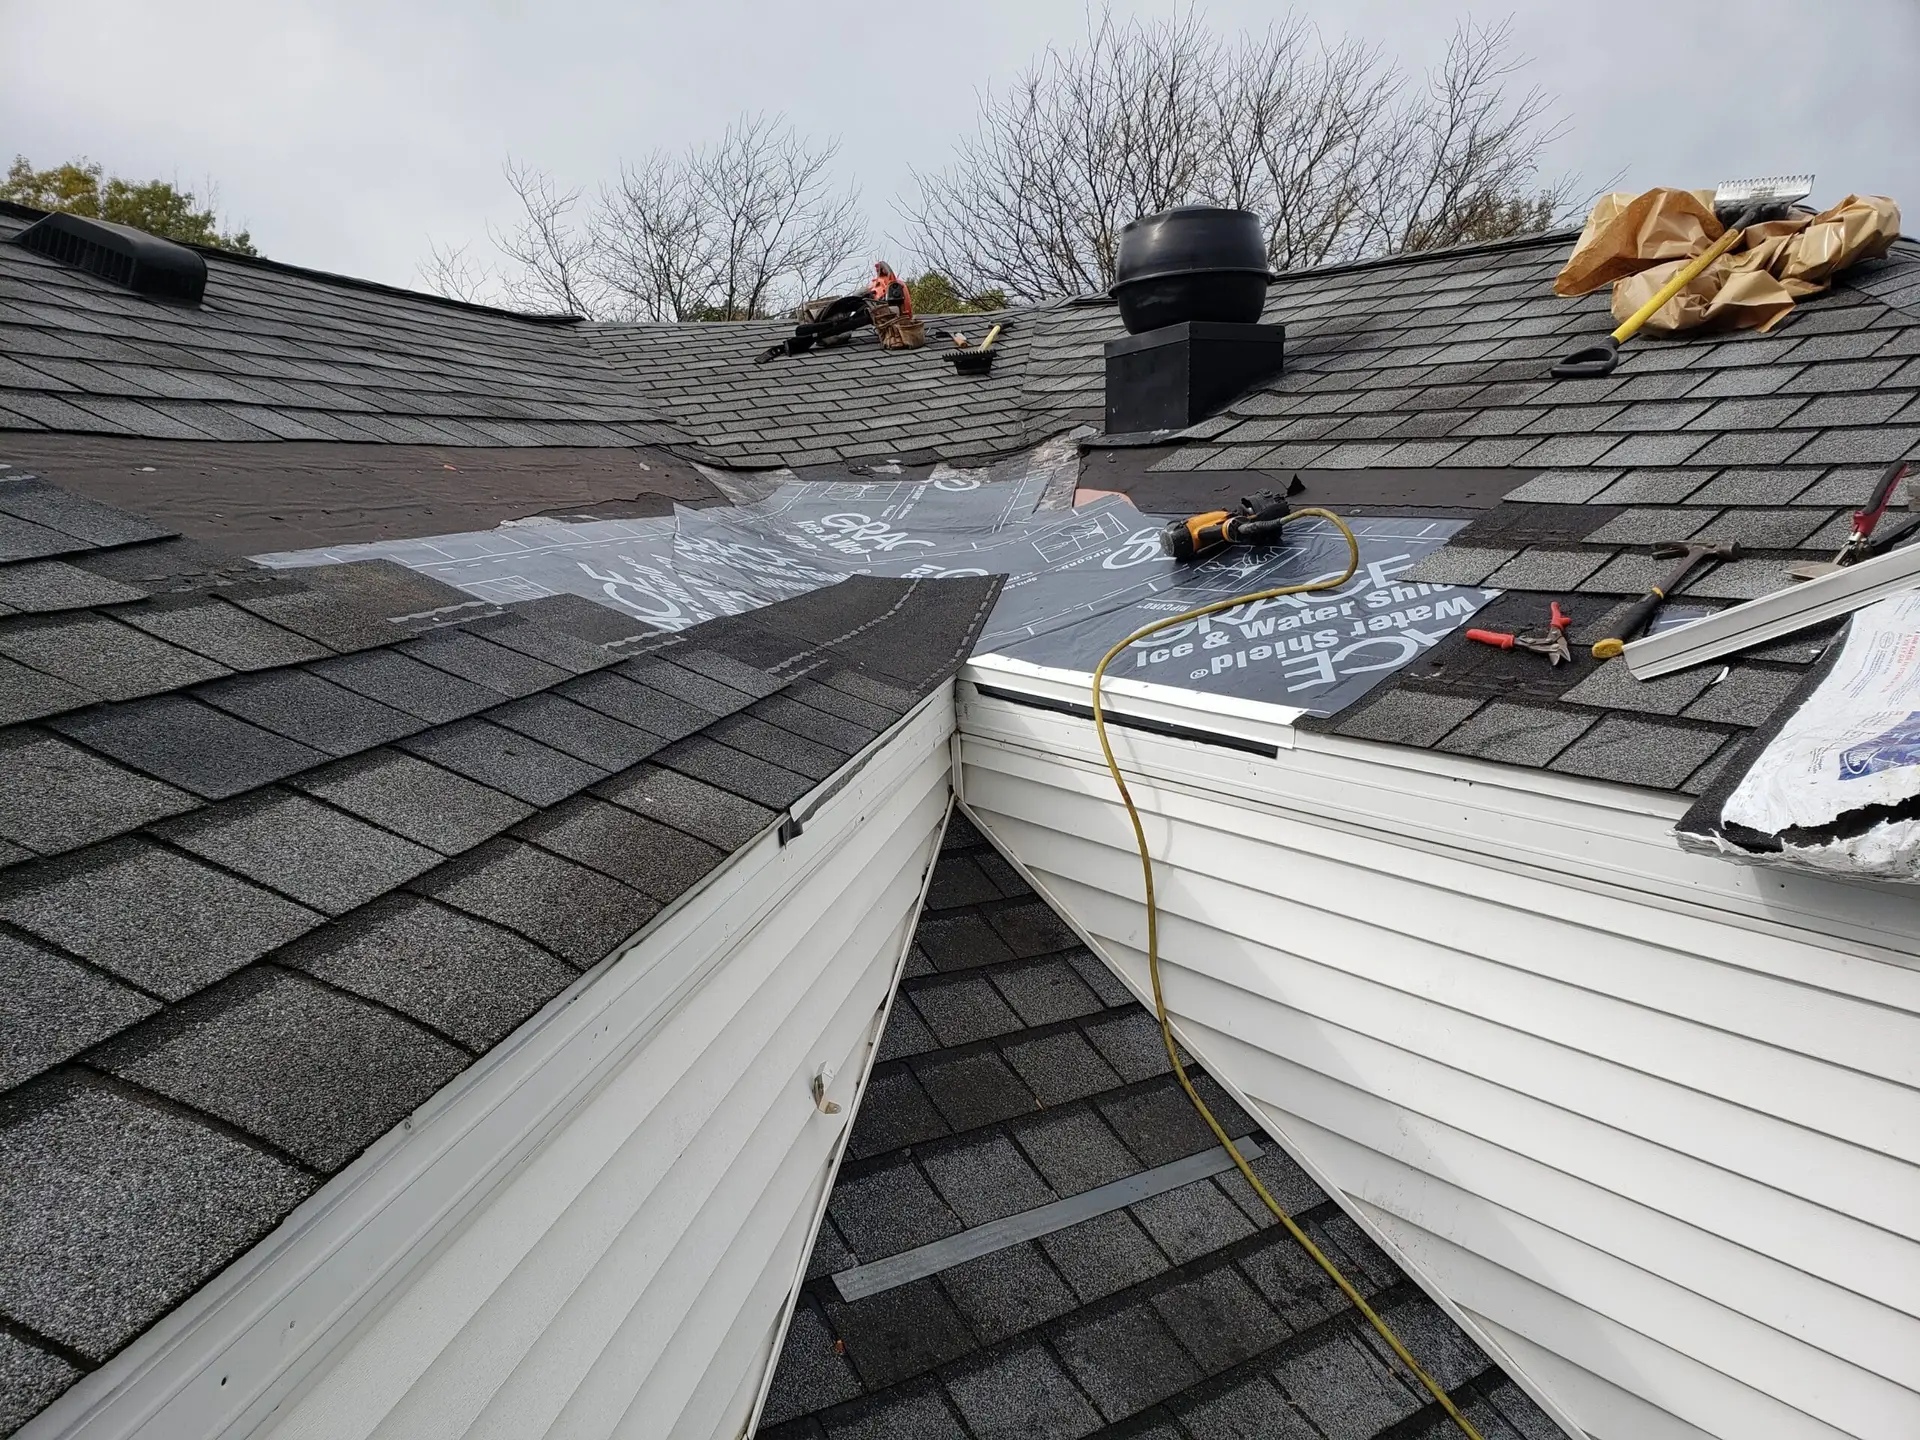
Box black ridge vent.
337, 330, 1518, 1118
12, 212, 207, 304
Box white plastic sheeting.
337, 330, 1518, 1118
1685, 592, 1920, 880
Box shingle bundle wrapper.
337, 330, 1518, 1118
1678, 592, 1920, 880
1553, 187, 1900, 334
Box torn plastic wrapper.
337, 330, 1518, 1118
1554, 189, 1901, 336
1677, 592, 1920, 881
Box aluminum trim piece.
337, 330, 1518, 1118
1622, 541, 1920, 679
830, 1136, 1264, 1302
964, 653, 1305, 751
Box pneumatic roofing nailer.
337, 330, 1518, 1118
1160, 489, 1295, 563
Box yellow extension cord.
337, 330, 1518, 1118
1088, 506, 1486, 1440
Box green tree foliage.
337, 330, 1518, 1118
2, 156, 258, 256
906, 271, 1006, 314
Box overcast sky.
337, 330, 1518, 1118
4, 0, 1914, 291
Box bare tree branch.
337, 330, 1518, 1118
439, 117, 867, 322
906, 8, 1575, 301
416, 239, 499, 305
488, 159, 603, 317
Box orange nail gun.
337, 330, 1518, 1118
1160, 489, 1293, 564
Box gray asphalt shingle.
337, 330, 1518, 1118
0, 612, 228, 701
944, 1343, 1104, 1439
0, 1071, 315, 1361
310, 647, 500, 723
397, 718, 606, 806
116, 596, 329, 671
486, 692, 665, 770
0, 731, 196, 856
194, 668, 421, 756
155, 788, 441, 915
589, 763, 776, 849
277, 895, 577, 1051
0, 559, 147, 613
0, 837, 320, 999
0, 931, 159, 1088
290, 748, 532, 855
412, 837, 656, 965
47, 695, 327, 799
511, 794, 725, 904
1053, 1303, 1202, 1421
91, 966, 470, 1171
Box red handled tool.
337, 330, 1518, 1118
1467, 601, 1573, 665
1791, 458, 1912, 580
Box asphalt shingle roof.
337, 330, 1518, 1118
0, 205, 682, 451
13, 209, 1909, 799
0, 201, 1111, 482
1093, 230, 1920, 786
758, 815, 1562, 1440
5, 197, 1918, 1437
0, 470, 997, 1432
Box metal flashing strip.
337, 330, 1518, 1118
971, 682, 1280, 758
830, 1136, 1264, 1302
1623, 540, 1920, 679
965, 653, 1304, 753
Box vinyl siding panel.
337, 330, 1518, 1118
955, 680, 1920, 1440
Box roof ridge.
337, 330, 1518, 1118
0, 199, 584, 327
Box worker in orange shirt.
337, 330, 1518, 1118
868, 262, 913, 318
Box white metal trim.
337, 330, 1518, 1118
20, 692, 954, 1440
958, 689, 1920, 975
739, 794, 956, 1437
1623, 541, 1920, 678
963, 653, 1305, 751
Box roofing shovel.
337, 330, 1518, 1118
1550, 175, 1814, 380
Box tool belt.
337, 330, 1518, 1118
871, 305, 925, 350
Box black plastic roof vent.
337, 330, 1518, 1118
12, 211, 207, 303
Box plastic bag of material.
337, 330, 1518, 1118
1678, 592, 1920, 881
1610, 254, 1797, 334
1554, 188, 1900, 337
1553, 188, 1723, 296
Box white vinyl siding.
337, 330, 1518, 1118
955, 676, 1920, 1440
260, 704, 950, 1440
25, 693, 953, 1440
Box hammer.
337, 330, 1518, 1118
1591, 539, 1741, 660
